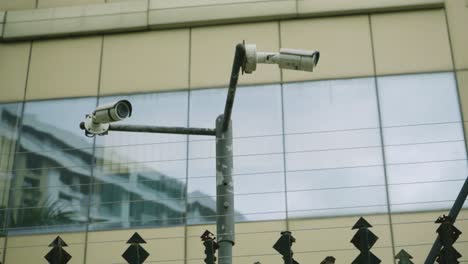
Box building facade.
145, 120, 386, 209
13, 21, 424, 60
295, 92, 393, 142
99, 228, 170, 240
0, 0, 467, 263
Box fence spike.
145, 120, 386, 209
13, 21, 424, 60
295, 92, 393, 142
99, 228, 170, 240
44, 236, 72, 264
350, 217, 381, 264
320, 256, 335, 264
395, 249, 414, 264
435, 215, 462, 264
202, 230, 219, 264
122, 232, 149, 264
273, 231, 299, 264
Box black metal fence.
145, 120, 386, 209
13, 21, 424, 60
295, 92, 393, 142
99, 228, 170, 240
41, 215, 463, 264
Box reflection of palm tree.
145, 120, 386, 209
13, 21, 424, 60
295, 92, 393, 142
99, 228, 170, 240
0, 197, 77, 230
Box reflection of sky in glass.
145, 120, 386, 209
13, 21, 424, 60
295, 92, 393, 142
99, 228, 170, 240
22, 98, 96, 148
284, 78, 379, 133
95, 92, 188, 177
91, 92, 189, 229
283, 77, 387, 218
188, 85, 285, 222
378, 72, 468, 212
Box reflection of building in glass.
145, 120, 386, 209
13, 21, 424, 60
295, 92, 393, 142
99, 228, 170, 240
8, 109, 91, 229
1, 108, 226, 232
0, 106, 20, 218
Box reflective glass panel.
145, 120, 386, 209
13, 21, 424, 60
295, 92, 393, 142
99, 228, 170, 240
9, 98, 96, 234
188, 85, 285, 224
0, 103, 23, 235
92, 92, 188, 229
283, 78, 388, 218
377, 72, 468, 212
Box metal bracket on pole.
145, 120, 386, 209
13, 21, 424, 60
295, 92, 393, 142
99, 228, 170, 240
223, 43, 246, 132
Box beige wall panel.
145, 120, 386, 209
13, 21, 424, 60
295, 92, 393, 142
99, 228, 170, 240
465, 121, 468, 144
446, 0, 468, 70
458, 70, 468, 121
298, 0, 444, 15
0, 42, 30, 102
26, 37, 101, 100
5, 232, 85, 263
392, 210, 468, 262
289, 215, 393, 263
0, 0, 35, 10
149, 0, 295, 29
371, 9, 452, 75
100, 29, 189, 95
191, 22, 280, 89
280, 15, 374, 82
37, 0, 104, 8
86, 226, 185, 264
152, 0, 278, 9
233, 220, 286, 264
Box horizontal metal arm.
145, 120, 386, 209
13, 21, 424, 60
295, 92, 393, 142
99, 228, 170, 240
108, 124, 216, 136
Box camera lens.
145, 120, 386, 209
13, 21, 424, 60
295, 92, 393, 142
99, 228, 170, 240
116, 102, 130, 119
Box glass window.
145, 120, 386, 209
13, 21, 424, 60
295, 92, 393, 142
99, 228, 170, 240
188, 85, 286, 224
0, 103, 23, 235
9, 98, 96, 234
283, 78, 388, 218
377, 72, 468, 212
91, 91, 188, 230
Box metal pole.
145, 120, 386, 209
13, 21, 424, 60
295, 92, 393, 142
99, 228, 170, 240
223, 43, 246, 131
108, 124, 216, 136
424, 176, 468, 264
216, 114, 235, 264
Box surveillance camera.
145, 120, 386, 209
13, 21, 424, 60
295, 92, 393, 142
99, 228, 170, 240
81, 100, 132, 136
244, 44, 319, 73
277, 48, 320, 72
93, 100, 132, 124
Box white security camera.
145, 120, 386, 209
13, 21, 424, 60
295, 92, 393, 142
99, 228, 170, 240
80, 100, 132, 136
244, 44, 320, 73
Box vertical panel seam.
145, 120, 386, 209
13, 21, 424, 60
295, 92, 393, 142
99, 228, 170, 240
1, 11, 6, 37
82, 35, 105, 264
295, 0, 299, 16
443, 8, 468, 153
368, 14, 397, 263
146, 0, 150, 29
184, 27, 192, 264
278, 20, 290, 231
2, 39, 33, 264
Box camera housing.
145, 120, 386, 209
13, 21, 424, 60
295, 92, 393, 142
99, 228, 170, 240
81, 100, 132, 136
244, 44, 320, 73
277, 48, 320, 72
94, 100, 132, 124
